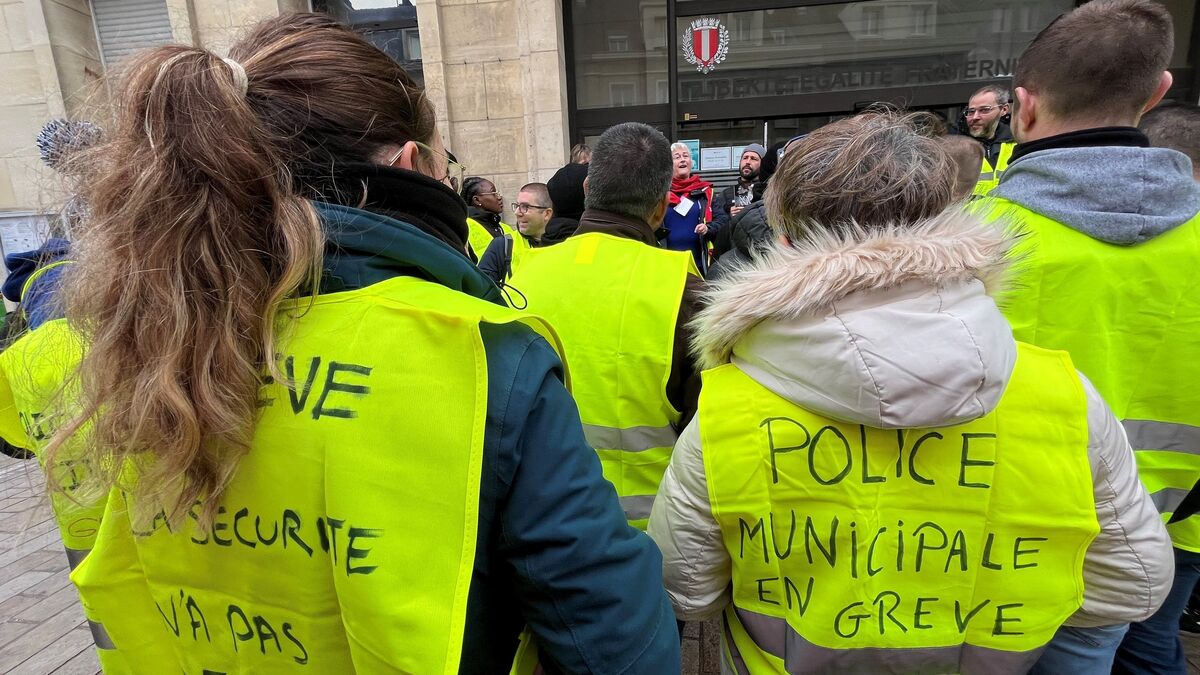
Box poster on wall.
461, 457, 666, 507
701, 146, 733, 171
679, 139, 701, 169
0, 212, 49, 309
0, 213, 48, 260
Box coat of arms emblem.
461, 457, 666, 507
681, 17, 730, 74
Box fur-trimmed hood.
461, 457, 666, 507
693, 208, 1020, 429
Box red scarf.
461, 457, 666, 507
669, 174, 714, 223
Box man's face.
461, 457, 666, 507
965, 93, 1008, 139
672, 148, 693, 179
739, 151, 761, 180
514, 189, 551, 239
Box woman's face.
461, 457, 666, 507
473, 180, 504, 215
672, 148, 693, 179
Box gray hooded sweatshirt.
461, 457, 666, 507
992, 146, 1200, 244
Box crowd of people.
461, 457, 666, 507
0, 0, 1197, 673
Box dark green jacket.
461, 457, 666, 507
317, 201, 680, 674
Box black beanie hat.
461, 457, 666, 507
547, 163, 588, 220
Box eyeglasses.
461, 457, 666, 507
963, 105, 1004, 117
477, 190, 502, 200
777, 134, 808, 158
512, 202, 550, 212
388, 141, 467, 192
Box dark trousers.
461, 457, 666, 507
1113, 547, 1200, 675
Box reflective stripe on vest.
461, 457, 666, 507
19, 259, 73, 321
700, 343, 1097, 674
1124, 419, 1200, 454
510, 232, 696, 528
721, 606, 1044, 675
990, 199, 1200, 551
973, 142, 1016, 197
70, 276, 564, 673
467, 217, 516, 261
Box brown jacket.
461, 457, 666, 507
574, 208, 705, 427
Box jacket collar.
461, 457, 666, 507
315, 201, 505, 305
468, 206, 504, 233
575, 208, 658, 246
692, 208, 1013, 370
1011, 126, 1147, 162
692, 208, 1018, 429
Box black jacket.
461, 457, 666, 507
710, 181, 754, 257
977, 121, 1015, 168
709, 201, 773, 281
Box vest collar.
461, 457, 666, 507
575, 208, 658, 246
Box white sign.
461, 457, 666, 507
0, 213, 48, 259
701, 146, 733, 171
674, 196, 695, 217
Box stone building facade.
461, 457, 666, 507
0, 0, 570, 226
5, 0, 1196, 237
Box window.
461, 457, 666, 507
733, 13, 755, 41
862, 7, 882, 37
674, 1, 1072, 105
404, 28, 421, 60
315, 0, 423, 84
992, 7, 1013, 33
910, 3, 935, 36
92, 0, 174, 66
656, 80, 669, 104
569, 0, 667, 110
646, 15, 668, 49
610, 83, 636, 106
1019, 6, 1039, 32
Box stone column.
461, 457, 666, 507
416, 0, 569, 221
0, 0, 102, 210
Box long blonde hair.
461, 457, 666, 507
46, 13, 436, 528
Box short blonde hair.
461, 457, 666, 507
765, 110, 955, 239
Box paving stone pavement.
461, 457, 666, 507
1184, 631, 1200, 673
0, 455, 99, 674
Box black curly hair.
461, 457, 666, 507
460, 176, 490, 205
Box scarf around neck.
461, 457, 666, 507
670, 174, 714, 223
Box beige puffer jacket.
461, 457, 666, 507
647, 209, 1173, 628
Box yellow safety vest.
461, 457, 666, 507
0, 319, 97, 560
505, 232, 532, 279
491, 232, 534, 282
701, 342, 1098, 674
467, 217, 516, 261
509, 232, 697, 529
0, 319, 125, 671
973, 142, 1016, 197
69, 276, 563, 673
991, 199, 1200, 551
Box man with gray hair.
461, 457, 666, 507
963, 84, 1015, 195
509, 121, 704, 530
